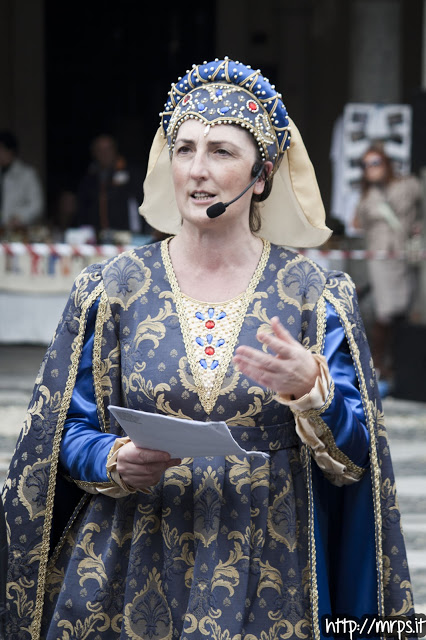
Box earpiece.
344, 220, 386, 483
251, 162, 265, 178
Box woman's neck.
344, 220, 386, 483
167, 226, 264, 302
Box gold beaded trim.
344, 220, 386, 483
315, 295, 327, 355
161, 237, 270, 415
93, 289, 110, 433
305, 451, 320, 640
165, 83, 283, 165
46, 492, 90, 578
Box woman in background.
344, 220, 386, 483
354, 145, 422, 395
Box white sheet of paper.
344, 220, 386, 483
108, 405, 268, 459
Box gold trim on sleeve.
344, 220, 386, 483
296, 410, 366, 482
93, 289, 110, 432
290, 374, 366, 483
106, 439, 117, 483
315, 295, 327, 354
72, 479, 116, 493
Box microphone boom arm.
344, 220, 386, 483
206, 164, 264, 219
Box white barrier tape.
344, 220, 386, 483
1, 243, 426, 261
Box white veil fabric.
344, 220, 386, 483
139, 118, 331, 248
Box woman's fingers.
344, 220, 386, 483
270, 316, 293, 342
116, 442, 181, 489
234, 318, 320, 398
234, 345, 279, 373
137, 447, 172, 464
120, 444, 170, 465
257, 317, 301, 357
119, 461, 180, 489
233, 352, 270, 385
257, 331, 292, 359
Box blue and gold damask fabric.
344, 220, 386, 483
2, 241, 414, 640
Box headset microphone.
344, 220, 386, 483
206, 163, 265, 219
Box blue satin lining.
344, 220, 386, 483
322, 303, 370, 467
60, 298, 370, 483
59, 298, 116, 483
314, 463, 378, 628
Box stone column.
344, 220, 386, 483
423, 0, 426, 90
417, 0, 426, 322
349, 0, 401, 103
0, 0, 46, 186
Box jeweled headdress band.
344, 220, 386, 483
160, 58, 291, 171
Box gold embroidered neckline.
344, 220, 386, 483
179, 290, 246, 306
161, 237, 271, 415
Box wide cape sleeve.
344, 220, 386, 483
1, 261, 123, 639
304, 269, 415, 634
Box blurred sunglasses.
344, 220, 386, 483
361, 158, 383, 169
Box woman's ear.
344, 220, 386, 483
253, 161, 273, 195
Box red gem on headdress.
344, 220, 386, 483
247, 101, 259, 113
205, 320, 215, 329
205, 346, 215, 356
183, 95, 191, 104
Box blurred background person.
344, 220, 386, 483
74, 133, 149, 242
0, 130, 44, 237
353, 145, 423, 395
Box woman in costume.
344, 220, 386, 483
3, 58, 414, 640
353, 146, 422, 395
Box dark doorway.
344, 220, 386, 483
44, 1, 216, 225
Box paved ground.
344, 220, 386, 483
0, 344, 425, 612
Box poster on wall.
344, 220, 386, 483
329, 102, 412, 236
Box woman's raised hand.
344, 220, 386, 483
233, 316, 320, 400
116, 441, 181, 490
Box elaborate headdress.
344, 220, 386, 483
139, 58, 331, 247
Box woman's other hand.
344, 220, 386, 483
116, 441, 181, 490
233, 316, 320, 400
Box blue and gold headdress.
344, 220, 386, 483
161, 58, 291, 171
140, 58, 332, 248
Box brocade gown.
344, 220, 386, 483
3, 239, 414, 640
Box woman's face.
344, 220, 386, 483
362, 151, 387, 184
171, 119, 267, 229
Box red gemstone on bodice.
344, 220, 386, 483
205, 320, 215, 329
205, 346, 215, 356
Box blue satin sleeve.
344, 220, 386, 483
322, 301, 370, 468
59, 297, 118, 483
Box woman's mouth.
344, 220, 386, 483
191, 191, 215, 201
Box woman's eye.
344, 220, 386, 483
176, 145, 191, 155
215, 148, 231, 156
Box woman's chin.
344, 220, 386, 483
182, 205, 222, 226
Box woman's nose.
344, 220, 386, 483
190, 151, 209, 179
